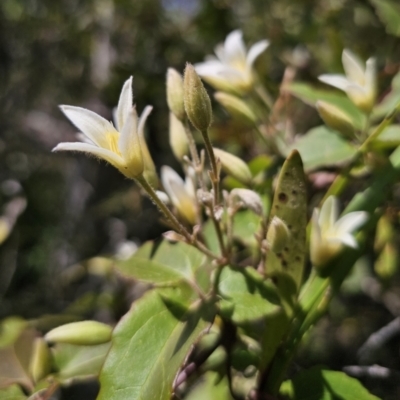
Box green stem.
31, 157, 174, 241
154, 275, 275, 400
201, 129, 220, 205
136, 175, 219, 260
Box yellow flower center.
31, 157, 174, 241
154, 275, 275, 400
106, 131, 121, 155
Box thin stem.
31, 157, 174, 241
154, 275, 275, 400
137, 175, 220, 260
201, 129, 220, 205
211, 214, 227, 258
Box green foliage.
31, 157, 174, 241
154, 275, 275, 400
3, 1, 400, 399
98, 289, 215, 400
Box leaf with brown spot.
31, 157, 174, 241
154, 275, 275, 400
265, 150, 307, 308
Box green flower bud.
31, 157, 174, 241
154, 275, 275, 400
166, 68, 185, 121
266, 216, 291, 253
44, 321, 112, 346
169, 112, 189, 161
29, 338, 52, 383
316, 101, 355, 138
183, 63, 212, 131
214, 92, 257, 124
213, 148, 252, 184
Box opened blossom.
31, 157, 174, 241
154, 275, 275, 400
195, 30, 269, 93
310, 196, 368, 268
318, 49, 376, 112
54, 77, 154, 180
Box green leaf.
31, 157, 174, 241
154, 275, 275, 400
280, 366, 380, 400
286, 82, 365, 129
265, 151, 307, 300
0, 384, 27, 399
369, 0, 400, 37
232, 210, 263, 248
98, 289, 215, 400
115, 240, 208, 286
372, 73, 400, 120
52, 342, 111, 383
184, 372, 233, 400
218, 266, 280, 323
289, 126, 357, 171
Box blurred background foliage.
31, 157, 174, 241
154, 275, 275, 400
1, 0, 400, 398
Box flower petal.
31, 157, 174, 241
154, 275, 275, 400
365, 57, 376, 98
333, 211, 368, 236
319, 196, 338, 234
116, 76, 133, 131
138, 106, 153, 139
342, 49, 365, 86
60, 105, 115, 149
224, 30, 247, 67
118, 107, 143, 178
161, 166, 196, 224
338, 233, 358, 248
52, 142, 124, 170
246, 39, 269, 70
318, 74, 349, 91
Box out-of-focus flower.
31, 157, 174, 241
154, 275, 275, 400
195, 30, 269, 94
310, 196, 368, 268
54, 77, 152, 180
319, 50, 376, 113
229, 188, 263, 215
160, 166, 197, 225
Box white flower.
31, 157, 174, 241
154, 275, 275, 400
160, 166, 197, 225
318, 49, 376, 113
195, 30, 269, 93
310, 196, 368, 268
53, 77, 151, 180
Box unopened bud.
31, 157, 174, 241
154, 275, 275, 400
316, 101, 355, 138
230, 189, 263, 215
214, 92, 257, 124
161, 166, 197, 225
29, 338, 51, 383
266, 216, 290, 253
213, 148, 252, 184
44, 321, 112, 346
184, 63, 212, 131
169, 112, 189, 161
166, 68, 185, 121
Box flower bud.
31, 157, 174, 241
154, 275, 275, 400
44, 321, 112, 346
184, 63, 212, 131
29, 338, 52, 383
161, 166, 197, 225
213, 148, 252, 184
169, 112, 188, 161
316, 101, 355, 138
166, 68, 185, 121
266, 216, 291, 253
214, 92, 257, 124
229, 189, 263, 215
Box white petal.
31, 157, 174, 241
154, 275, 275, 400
161, 166, 196, 224
318, 74, 349, 91
118, 108, 142, 172
333, 211, 368, 235
342, 49, 365, 86
156, 190, 170, 204
246, 40, 269, 70
52, 142, 124, 169
60, 105, 115, 149
116, 76, 133, 131
138, 106, 153, 139
214, 43, 227, 63
195, 60, 225, 78
338, 233, 358, 248
224, 30, 247, 67
319, 196, 338, 233
365, 57, 376, 97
